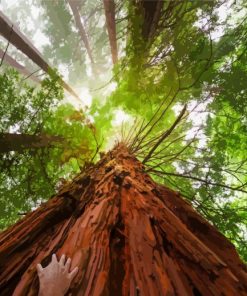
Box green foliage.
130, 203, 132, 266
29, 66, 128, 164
0, 69, 96, 229
107, 0, 247, 261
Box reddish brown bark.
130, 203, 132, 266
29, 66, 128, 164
0, 11, 81, 102
0, 133, 63, 153
103, 0, 118, 64
68, 0, 94, 64
0, 143, 246, 295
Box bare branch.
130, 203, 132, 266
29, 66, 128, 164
142, 104, 187, 164
149, 169, 247, 194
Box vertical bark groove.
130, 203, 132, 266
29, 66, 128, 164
0, 143, 246, 295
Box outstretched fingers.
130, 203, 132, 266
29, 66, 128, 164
65, 257, 71, 272
59, 254, 66, 266
69, 266, 79, 280
36, 254, 78, 283
52, 253, 58, 263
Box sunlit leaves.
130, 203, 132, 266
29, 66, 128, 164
0, 70, 95, 229
108, 0, 247, 261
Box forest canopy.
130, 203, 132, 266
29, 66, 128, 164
0, 0, 246, 263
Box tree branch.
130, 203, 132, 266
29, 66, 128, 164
149, 169, 247, 194
142, 104, 187, 164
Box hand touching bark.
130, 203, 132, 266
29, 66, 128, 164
37, 254, 78, 296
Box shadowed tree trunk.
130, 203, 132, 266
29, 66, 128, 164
0, 143, 246, 295
103, 0, 118, 64
0, 133, 63, 153
134, 0, 164, 41
0, 11, 81, 102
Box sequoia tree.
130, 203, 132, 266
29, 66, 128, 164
0, 142, 246, 295
1, 0, 247, 295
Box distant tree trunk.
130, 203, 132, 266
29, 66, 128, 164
0, 11, 81, 102
103, 0, 118, 64
68, 0, 94, 64
0, 143, 246, 295
0, 133, 63, 153
0, 49, 40, 83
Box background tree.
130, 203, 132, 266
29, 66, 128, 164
0, 68, 103, 229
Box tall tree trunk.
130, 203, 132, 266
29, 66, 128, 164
103, 0, 118, 64
0, 11, 81, 102
0, 133, 63, 153
68, 0, 94, 64
0, 143, 246, 295
0, 49, 40, 83
134, 0, 163, 41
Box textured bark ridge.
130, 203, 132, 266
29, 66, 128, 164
0, 144, 246, 295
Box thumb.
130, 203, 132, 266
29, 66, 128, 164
36, 263, 43, 276
69, 266, 78, 281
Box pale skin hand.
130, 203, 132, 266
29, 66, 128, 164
37, 254, 78, 296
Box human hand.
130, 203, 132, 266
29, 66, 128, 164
37, 254, 78, 296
